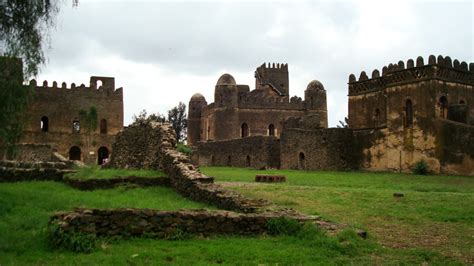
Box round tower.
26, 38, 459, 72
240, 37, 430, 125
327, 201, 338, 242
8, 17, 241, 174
214, 73, 238, 108
304, 80, 328, 128
187, 93, 207, 146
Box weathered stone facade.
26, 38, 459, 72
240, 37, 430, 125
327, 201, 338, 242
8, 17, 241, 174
1, 57, 123, 165
195, 136, 280, 169
192, 56, 474, 175
188, 63, 328, 146
348, 55, 474, 175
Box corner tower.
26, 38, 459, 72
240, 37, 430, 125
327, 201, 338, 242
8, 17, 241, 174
255, 63, 289, 98
187, 93, 207, 146
304, 80, 328, 128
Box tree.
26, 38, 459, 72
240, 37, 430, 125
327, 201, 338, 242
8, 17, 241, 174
0, 1, 60, 157
79, 106, 98, 162
1, 0, 59, 77
167, 102, 187, 143
131, 109, 166, 126
337, 117, 349, 128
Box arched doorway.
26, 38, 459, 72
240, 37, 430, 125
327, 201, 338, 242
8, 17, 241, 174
227, 155, 232, 166
97, 146, 109, 165
41, 116, 49, 132
298, 152, 305, 170
268, 124, 275, 136
246, 155, 251, 167
241, 123, 249, 138
69, 146, 81, 161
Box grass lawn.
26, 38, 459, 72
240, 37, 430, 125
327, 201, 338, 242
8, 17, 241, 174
201, 167, 474, 264
0, 167, 472, 264
65, 166, 166, 179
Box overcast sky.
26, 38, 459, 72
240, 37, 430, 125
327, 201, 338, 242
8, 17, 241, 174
38, 0, 473, 127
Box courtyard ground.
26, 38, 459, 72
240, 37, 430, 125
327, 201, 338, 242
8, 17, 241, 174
0, 167, 472, 264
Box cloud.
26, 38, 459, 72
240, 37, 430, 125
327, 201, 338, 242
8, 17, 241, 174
38, 0, 473, 126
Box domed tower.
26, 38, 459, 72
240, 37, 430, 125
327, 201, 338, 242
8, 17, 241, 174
214, 73, 238, 108
304, 80, 328, 128
187, 93, 207, 146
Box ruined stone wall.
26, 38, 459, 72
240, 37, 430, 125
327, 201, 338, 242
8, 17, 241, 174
50, 208, 314, 239
2, 144, 55, 162
280, 128, 358, 170
19, 78, 123, 164
107, 122, 169, 169
195, 136, 280, 169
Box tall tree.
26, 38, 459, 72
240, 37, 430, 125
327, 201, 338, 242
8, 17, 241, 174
0, 0, 59, 157
167, 102, 187, 143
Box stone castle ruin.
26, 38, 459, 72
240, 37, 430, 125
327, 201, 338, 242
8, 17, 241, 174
191, 56, 474, 175
0, 57, 123, 164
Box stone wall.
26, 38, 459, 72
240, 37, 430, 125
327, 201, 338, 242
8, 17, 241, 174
107, 121, 169, 169
195, 136, 280, 169
1, 144, 55, 162
50, 208, 326, 239
280, 128, 358, 170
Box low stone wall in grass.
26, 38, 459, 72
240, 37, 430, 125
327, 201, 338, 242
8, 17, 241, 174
64, 176, 171, 191
50, 208, 322, 238
0, 166, 66, 182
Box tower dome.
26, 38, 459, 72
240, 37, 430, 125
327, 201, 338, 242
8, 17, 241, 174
216, 73, 236, 86
306, 80, 325, 91
190, 93, 206, 101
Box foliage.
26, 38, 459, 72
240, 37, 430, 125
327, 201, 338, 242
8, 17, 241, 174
0, 57, 33, 158
78, 106, 98, 134
65, 166, 166, 180
131, 109, 166, 126
337, 117, 349, 128
131, 103, 188, 143
177, 143, 192, 156
412, 160, 429, 175
266, 217, 303, 236
0, 0, 59, 77
167, 102, 187, 143
48, 223, 96, 253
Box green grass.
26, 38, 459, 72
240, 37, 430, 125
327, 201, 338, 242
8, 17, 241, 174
201, 167, 474, 264
66, 166, 166, 179
1, 168, 472, 264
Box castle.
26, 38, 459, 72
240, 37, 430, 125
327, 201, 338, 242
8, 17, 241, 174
1, 57, 124, 164
191, 56, 474, 175
188, 63, 328, 146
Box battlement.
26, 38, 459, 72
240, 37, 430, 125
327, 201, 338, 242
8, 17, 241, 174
238, 94, 305, 110
256, 62, 289, 71
348, 55, 474, 96
28, 76, 123, 97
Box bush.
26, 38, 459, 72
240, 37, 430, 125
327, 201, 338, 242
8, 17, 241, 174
177, 144, 192, 156
266, 217, 303, 236
413, 160, 429, 175
48, 223, 97, 253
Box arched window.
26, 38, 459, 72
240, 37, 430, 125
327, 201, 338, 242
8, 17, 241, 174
459, 99, 466, 105
69, 146, 81, 161
268, 124, 275, 136
405, 99, 413, 128
40, 116, 49, 132
207, 126, 210, 140
241, 123, 249, 138
373, 109, 380, 126
298, 152, 305, 170
72, 120, 80, 133
96, 80, 103, 89
97, 146, 109, 165
227, 155, 232, 166
439, 96, 448, 118
246, 155, 251, 167
100, 119, 107, 134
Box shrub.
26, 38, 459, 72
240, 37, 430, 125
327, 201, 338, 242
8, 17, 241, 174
177, 144, 192, 156
48, 223, 97, 253
413, 160, 429, 175
266, 217, 303, 236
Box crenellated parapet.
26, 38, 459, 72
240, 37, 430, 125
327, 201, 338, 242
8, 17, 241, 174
28, 76, 123, 98
238, 94, 305, 110
348, 55, 474, 96
255, 62, 289, 96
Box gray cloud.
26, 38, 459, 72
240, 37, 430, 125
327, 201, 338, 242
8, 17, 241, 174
40, 0, 473, 126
